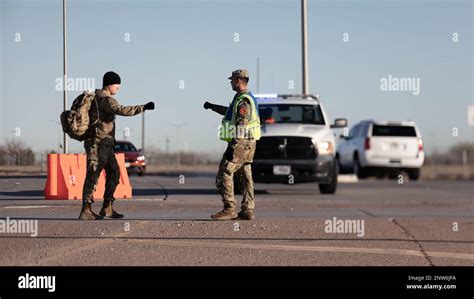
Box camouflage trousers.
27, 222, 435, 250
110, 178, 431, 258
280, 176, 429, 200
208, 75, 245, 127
215, 139, 256, 211
82, 139, 120, 204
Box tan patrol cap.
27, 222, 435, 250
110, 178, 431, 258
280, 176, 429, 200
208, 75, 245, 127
228, 69, 249, 80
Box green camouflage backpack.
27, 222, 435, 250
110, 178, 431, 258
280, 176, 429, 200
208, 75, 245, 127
60, 90, 98, 141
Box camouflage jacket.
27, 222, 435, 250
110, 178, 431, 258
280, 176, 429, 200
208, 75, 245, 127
87, 89, 144, 146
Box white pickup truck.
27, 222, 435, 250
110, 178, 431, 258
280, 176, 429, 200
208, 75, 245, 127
251, 94, 347, 194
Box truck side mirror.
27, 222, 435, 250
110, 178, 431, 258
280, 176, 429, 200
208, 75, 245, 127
331, 118, 348, 128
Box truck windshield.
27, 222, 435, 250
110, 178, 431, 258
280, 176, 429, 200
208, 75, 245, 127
258, 104, 325, 125
372, 125, 417, 137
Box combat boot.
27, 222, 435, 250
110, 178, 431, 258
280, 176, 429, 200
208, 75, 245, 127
79, 203, 104, 220
236, 209, 255, 220
99, 199, 124, 219
211, 208, 237, 221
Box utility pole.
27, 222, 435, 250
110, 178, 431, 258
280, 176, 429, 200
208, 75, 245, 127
141, 113, 145, 155
257, 57, 260, 93
62, 0, 68, 154
301, 0, 309, 95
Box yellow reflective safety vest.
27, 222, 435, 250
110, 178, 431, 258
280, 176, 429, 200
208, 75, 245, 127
219, 91, 261, 142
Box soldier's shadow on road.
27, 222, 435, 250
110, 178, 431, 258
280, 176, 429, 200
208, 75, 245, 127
0, 188, 269, 200
132, 188, 269, 196
0, 190, 44, 198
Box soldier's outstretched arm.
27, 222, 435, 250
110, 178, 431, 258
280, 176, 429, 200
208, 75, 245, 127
203, 101, 228, 116
211, 104, 228, 116
104, 97, 154, 116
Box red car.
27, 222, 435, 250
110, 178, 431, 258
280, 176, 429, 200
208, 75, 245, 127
114, 140, 146, 176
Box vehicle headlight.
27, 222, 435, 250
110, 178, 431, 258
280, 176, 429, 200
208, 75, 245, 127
316, 141, 334, 155
137, 155, 145, 161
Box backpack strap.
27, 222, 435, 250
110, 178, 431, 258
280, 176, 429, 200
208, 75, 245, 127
91, 96, 100, 126
85, 93, 100, 141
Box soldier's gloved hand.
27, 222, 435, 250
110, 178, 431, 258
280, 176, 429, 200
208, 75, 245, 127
203, 101, 213, 110
144, 102, 155, 110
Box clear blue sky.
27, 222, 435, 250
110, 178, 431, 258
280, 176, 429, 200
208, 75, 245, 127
1, 0, 472, 155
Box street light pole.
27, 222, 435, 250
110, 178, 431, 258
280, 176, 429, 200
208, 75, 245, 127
141, 113, 145, 155
301, 0, 309, 95
62, 0, 68, 154
257, 57, 260, 93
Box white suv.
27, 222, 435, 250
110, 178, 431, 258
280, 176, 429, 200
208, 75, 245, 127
252, 94, 347, 194
337, 120, 424, 180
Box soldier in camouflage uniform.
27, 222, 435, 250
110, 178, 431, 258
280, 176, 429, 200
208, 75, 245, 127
204, 70, 259, 220
79, 71, 155, 220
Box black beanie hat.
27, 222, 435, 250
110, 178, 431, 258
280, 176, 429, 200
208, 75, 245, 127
103, 71, 121, 87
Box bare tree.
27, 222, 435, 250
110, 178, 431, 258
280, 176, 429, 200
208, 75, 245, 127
0, 139, 36, 166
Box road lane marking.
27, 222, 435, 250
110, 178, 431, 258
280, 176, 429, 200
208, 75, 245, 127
131, 198, 166, 202
2, 206, 67, 209
133, 239, 474, 261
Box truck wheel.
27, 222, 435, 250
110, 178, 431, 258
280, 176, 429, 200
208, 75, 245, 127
387, 170, 400, 180
353, 155, 367, 179
407, 168, 420, 180
375, 171, 386, 180
336, 156, 346, 174
319, 160, 338, 194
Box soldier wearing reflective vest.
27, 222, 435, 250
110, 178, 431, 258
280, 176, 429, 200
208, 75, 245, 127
204, 69, 261, 220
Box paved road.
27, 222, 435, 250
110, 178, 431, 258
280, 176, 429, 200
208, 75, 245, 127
0, 175, 472, 266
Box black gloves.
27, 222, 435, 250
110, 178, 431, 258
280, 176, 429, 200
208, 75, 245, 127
203, 101, 213, 110
144, 102, 155, 110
